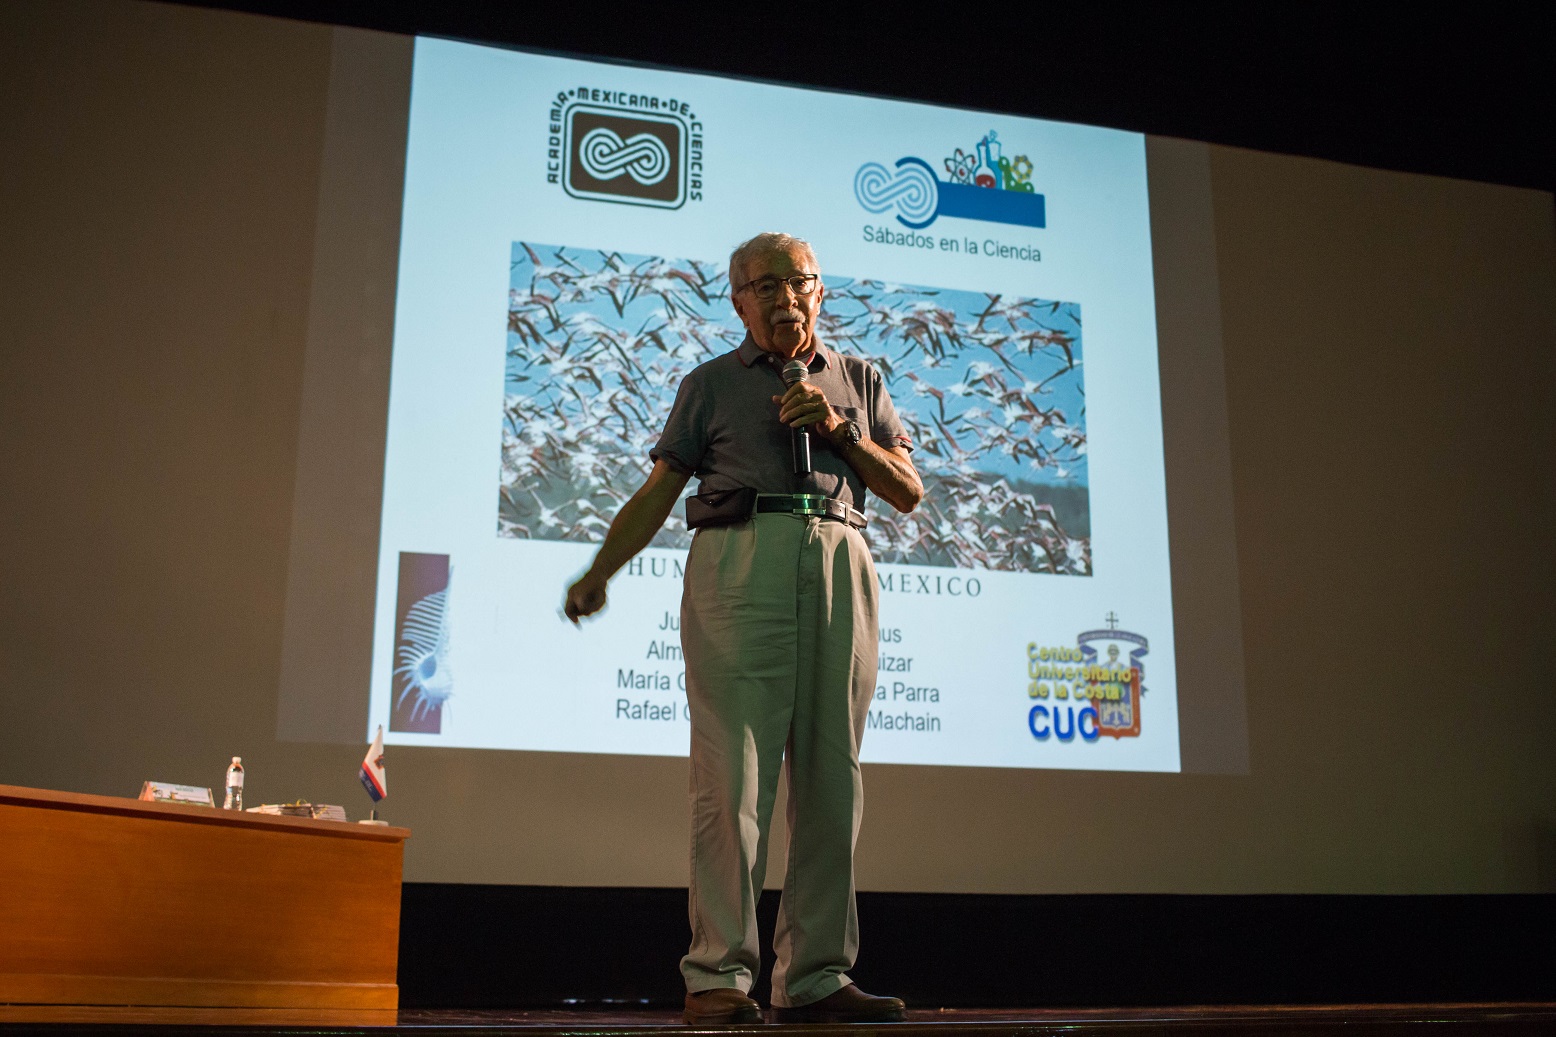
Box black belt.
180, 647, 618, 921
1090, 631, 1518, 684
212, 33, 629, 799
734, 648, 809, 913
755, 493, 868, 529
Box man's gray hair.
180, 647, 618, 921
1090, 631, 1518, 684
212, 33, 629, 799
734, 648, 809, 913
728, 232, 820, 295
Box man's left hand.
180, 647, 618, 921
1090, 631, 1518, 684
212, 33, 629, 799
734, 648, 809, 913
773, 381, 841, 439
773, 379, 924, 514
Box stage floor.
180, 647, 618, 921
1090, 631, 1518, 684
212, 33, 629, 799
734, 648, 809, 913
3, 1004, 1556, 1035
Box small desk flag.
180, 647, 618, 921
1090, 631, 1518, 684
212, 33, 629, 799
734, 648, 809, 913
360, 724, 386, 802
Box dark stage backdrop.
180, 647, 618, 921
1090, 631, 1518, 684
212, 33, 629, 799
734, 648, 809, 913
396, 884, 1556, 1008
2, 0, 1554, 909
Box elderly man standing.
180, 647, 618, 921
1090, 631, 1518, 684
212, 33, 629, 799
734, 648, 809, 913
565, 233, 922, 1024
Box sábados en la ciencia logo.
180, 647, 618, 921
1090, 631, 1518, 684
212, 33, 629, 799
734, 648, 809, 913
855, 129, 1043, 230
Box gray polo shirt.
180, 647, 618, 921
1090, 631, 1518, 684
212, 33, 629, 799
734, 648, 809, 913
651, 333, 912, 507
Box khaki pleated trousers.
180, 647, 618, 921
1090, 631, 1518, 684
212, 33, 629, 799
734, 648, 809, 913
678, 512, 880, 1008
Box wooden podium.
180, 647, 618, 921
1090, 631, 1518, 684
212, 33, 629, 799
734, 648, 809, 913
0, 784, 408, 1009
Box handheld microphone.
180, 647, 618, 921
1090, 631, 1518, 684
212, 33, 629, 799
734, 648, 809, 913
780, 358, 812, 475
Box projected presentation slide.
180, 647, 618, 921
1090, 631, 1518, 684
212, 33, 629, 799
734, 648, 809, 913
370, 37, 1179, 771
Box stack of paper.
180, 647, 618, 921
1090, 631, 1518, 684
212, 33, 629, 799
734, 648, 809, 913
244, 802, 346, 820
247, 803, 313, 817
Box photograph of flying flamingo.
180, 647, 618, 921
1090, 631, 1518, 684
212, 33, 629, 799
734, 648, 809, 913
499, 243, 1091, 575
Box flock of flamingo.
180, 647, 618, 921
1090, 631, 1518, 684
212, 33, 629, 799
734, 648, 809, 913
499, 243, 1091, 575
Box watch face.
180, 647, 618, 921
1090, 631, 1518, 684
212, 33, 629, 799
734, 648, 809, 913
845, 420, 863, 444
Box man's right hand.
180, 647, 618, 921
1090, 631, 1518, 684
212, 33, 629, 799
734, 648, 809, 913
564, 571, 608, 625
557, 459, 691, 626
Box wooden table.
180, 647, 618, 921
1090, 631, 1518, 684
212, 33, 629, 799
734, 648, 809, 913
0, 784, 408, 1009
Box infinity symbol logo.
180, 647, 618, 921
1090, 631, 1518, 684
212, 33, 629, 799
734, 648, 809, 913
579, 127, 671, 186
854, 158, 940, 228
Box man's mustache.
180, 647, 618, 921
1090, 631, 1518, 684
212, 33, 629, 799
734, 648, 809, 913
771, 308, 805, 327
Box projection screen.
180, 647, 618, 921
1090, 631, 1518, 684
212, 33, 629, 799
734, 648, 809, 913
278, 32, 1246, 780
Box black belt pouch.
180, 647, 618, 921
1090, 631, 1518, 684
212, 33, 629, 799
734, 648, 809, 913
685, 486, 758, 529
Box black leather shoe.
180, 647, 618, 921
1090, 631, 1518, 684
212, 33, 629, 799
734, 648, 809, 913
684, 987, 763, 1025
772, 984, 906, 1023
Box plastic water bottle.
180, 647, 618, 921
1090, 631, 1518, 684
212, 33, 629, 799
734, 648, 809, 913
223, 756, 244, 810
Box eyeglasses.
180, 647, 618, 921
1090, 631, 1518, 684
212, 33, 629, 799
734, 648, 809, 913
734, 274, 820, 301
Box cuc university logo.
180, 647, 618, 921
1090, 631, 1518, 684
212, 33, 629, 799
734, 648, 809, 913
1025, 612, 1148, 744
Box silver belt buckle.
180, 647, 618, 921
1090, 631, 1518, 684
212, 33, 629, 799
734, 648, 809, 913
792, 493, 828, 517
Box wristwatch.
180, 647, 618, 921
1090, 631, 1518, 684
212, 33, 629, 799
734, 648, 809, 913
832, 419, 864, 449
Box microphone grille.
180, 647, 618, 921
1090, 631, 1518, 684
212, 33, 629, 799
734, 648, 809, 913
781, 359, 809, 386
